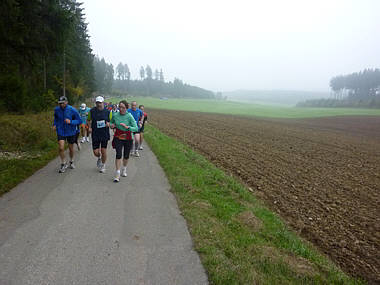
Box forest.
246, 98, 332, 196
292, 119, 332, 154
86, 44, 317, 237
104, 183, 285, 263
298, 69, 380, 108
0, 0, 94, 112
95, 61, 216, 100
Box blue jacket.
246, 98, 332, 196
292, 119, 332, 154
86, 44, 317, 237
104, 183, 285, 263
53, 105, 81, 137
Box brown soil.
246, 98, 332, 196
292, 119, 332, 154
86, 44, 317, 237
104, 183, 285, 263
148, 109, 380, 284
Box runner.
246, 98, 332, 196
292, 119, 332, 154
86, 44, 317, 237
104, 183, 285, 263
112, 103, 119, 114
110, 100, 138, 182
53, 96, 81, 173
79, 103, 90, 143
128, 101, 144, 157
87, 96, 112, 173
138, 105, 148, 150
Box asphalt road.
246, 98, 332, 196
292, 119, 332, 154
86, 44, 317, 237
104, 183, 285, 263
0, 142, 208, 285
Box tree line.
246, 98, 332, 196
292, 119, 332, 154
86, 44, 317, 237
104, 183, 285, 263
94, 61, 216, 99
0, 0, 95, 113
298, 69, 380, 108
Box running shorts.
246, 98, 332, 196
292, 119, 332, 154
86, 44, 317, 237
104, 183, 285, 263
92, 137, 108, 150
57, 135, 76, 144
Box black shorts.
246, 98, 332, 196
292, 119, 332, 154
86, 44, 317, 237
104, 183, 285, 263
114, 138, 133, 159
92, 137, 109, 150
133, 130, 141, 135
57, 135, 76, 144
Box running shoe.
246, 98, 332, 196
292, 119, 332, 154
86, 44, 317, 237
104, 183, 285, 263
80, 137, 85, 143
134, 150, 140, 157
69, 161, 75, 169
113, 174, 120, 183
121, 167, 127, 177
86, 137, 90, 142
96, 157, 102, 169
59, 163, 67, 173
99, 164, 106, 173
139, 146, 143, 150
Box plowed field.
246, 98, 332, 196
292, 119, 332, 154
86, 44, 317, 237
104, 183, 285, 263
148, 109, 380, 284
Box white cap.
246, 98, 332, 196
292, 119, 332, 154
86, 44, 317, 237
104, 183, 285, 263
95, 96, 104, 103
80, 103, 86, 110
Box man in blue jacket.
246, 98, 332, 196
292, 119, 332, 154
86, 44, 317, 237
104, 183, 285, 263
53, 96, 81, 173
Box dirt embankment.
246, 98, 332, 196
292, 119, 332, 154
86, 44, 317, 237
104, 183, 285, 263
148, 109, 380, 284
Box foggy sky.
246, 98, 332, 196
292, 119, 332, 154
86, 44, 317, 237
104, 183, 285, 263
81, 0, 380, 92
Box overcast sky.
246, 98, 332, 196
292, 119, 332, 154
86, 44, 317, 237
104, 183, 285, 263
81, 0, 380, 92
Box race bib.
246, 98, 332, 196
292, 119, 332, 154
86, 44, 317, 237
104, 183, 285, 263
97, 120, 106, 128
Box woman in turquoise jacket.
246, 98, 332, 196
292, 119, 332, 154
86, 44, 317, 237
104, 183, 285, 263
110, 100, 138, 182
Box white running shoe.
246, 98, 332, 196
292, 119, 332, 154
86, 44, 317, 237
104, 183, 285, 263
59, 163, 67, 173
80, 137, 85, 143
113, 172, 120, 182
96, 157, 102, 169
69, 161, 75, 169
139, 146, 143, 150
134, 150, 140, 157
121, 167, 127, 177
86, 137, 90, 142
99, 164, 106, 173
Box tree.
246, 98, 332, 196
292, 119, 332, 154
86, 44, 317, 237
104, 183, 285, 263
116, 62, 124, 80
145, 65, 152, 80
124, 64, 130, 81
159, 69, 164, 82
139, 66, 145, 80
154, 69, 159, 80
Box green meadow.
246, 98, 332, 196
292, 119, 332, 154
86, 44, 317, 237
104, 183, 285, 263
110, 96, 380, 118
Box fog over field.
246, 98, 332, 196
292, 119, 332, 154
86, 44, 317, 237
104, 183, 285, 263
82, 0, 379, 95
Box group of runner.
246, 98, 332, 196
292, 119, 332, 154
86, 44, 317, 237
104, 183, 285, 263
53, 95, 148, 182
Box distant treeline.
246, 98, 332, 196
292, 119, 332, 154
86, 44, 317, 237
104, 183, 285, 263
298, 69, 380, 108
94, 61, 216, 99
0, 0, 95, 113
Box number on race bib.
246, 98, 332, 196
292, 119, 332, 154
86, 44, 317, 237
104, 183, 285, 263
97, 120, 106, 128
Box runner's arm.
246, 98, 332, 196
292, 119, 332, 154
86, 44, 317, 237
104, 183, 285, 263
70, 110, 82, 125
87, 112, 92, 132
53, 109, 57, 127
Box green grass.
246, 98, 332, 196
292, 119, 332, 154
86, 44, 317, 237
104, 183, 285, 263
110, 96, 380, 118
145, 125, 365, 284
0, 112, 58, 195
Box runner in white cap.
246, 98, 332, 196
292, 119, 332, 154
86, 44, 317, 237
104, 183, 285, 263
79, 103, 90, 143
87, 96, 112, 173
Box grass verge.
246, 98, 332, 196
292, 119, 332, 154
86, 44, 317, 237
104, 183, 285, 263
0, 112, 58, 195
145, 125, 365, 284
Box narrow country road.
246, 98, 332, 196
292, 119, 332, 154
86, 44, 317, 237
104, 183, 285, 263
0, 142, 208, 285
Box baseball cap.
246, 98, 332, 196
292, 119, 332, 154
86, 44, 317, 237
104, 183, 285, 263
58, 96, 68, 103
80, 103, 86, 110
95, 96, 104, 103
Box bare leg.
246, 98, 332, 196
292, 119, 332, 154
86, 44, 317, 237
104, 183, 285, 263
134, 133, 140, 150
58, 140, 65, 163
115, 158, 121, 171
101, 148, 107, 164
93, 149, 100, 158
123, 158, 128, 167
140, 132, 144, 145
68, 144, 74, 161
